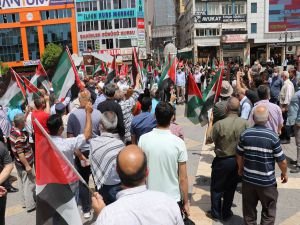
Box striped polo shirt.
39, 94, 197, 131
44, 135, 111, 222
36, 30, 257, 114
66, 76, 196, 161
237, 125, 286, 187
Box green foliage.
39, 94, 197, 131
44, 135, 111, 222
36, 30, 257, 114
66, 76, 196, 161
0, 62, 9, 75
41, 43, 63, 71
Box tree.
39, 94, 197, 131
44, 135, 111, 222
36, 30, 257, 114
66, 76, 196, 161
0, 62, 9, 76
41, 43, 63, 76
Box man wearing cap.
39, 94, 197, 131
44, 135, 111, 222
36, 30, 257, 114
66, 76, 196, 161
94, 82, 106, 109
208, 97, 249, 221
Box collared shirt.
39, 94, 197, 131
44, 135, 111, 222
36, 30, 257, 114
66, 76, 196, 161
176, 71, 186, 87
213, 100, 228, 124
90, 133, 125, 187
237, 125, 286, 187
240, 96, 252, 120
248, 100, 284, 133
130, 112, 156, 143
51, 134, 86, 166
93, 94, 107, 109
280, 79, 295, 105
212, 114, 249, 157
138, 129, 187, 201
287, 91, 300, 126
10, 127, 34, 168
270, 75, 283, 99
0, 108, 11, 137
96, 185, 184, 225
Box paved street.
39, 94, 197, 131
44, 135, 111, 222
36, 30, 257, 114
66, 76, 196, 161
4, 105, 300, 225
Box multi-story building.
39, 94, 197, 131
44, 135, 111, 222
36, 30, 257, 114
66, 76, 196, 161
0, 0, 78, 68
75, 0, 146, 65
247, 0, 300, 66
181, 0, 248, 64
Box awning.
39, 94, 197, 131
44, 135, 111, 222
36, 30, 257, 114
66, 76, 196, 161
91, 53, 113, 63
178, 47, 193, 53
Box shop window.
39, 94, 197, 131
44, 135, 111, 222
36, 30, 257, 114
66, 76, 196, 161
251, 23, 257, 33
251, 3, 257, 13
0, 28, 23, 62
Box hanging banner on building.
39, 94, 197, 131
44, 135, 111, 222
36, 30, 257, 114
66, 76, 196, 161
77, 9, 136, 22
221, 34, 248, 43
79, 29, 137, 40
268, 0, 300, 32
137, 0, 144, 18
194, 15, 246, 23
0, 0, 73, 9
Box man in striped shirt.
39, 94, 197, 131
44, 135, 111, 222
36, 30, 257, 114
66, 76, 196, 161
237, 105, 288, 225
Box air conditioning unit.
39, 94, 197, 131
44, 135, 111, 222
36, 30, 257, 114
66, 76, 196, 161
286, 46, 296, 54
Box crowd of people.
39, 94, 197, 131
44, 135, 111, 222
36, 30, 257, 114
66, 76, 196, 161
0, 57, 299, 225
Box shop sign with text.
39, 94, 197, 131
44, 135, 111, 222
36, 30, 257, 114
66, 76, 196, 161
79, 29, 137, 40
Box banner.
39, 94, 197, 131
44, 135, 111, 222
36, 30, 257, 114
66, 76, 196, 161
77, 9, 136, 22
0, 0, 73, 9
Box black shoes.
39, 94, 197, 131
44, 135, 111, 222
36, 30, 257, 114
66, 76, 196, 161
290, 167, 300, 173
290, 160, 298, 165
7, 186, 19, 193
280, 139, 291, 144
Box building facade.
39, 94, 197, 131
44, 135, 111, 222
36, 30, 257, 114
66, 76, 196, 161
182, 0, 247, 65
247, 0, 300, 66
0, 0, 78, 68
75, 0, 146, 63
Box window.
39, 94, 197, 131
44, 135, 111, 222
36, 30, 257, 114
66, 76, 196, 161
100, 0, 111, 10
77, 1, 97, 12
195, 2, 206, 14
251, 23, 257, 33
102, 39, 114, 49
119, 39, 132, 48
0, 28, 23, 62
196, 28, 219, 37
222, 4, 232, 15
234, 4, 245, 14
26, 26, 39, 60
43, 24, 72, 51
207, 3, 219, 15
113, 0, 121, 9
78, 40, 100, 52
0, 13, 20, 23
77, 21, 99, 32
41, 9, 72, 19
114, 18, 136, 29
251, 3, 257, 13
101, 20, 113, 30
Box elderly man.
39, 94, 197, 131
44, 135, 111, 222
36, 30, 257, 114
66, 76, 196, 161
248, 85, 283, 134
0, 142, 13, 225
236, 89, 252, 120
280, 71, 295, 144
287, 86, 300, 173
97, 84, 125, 138
90, 111, 125, 205
237, 105, 288, 225
10, 114, 36, 212
92, 145, 184, 225
67, 89, 101, 219
269, 67, 283, 105
138, 102, 189, 216
93, 82, 106, 109
209, 97, 249, 221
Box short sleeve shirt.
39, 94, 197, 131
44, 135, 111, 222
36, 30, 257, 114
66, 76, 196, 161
138, 129, 188, 201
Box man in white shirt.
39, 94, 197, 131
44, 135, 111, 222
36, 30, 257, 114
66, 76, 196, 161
236, 90, 252, 120
92, 145, 184, 225
138, 102, 189, 216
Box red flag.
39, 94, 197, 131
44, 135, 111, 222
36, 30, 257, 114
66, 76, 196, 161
11, 69, 26, 98
23, 76, 40, 94
66, 46, 85, 91
214, 69, 224, 103
167, 57, 177, 84
188, 72, 203, 99
36, 63, 47, 76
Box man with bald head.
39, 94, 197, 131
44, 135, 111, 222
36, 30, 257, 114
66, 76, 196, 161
92, 145, 184, 225
237, 105, 288, 225
209, 97, 249, 221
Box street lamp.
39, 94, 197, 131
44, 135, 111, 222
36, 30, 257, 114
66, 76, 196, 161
279, 30, 294, 61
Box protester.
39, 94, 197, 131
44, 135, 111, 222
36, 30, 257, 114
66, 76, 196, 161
0, 142, 13, 225
93, 82, 106, 109
176, 66, 186, 104
248, 85, 283, 134
90, 111, 125, 205
280, 71, 295, 144
130, 97, 156, 144
288, 68, 297, 90
170, 113, 184, 140
92, 145, 184, 225
287, 86, 300, 173
67, 89, 101, 219
150, 87, 160, 114
10, 114, 36, 212
209, 97, 249, 221
97, 84, 125, 138
269, 67, 283, 104
138, 102, 189, 216
237, 105, 288, 225
236, 90, 252, 120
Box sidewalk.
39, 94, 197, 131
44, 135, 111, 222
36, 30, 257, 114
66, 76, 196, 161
189, 137, 300, 225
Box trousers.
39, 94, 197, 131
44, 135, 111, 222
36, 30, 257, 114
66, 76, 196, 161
16, 164, 36, 210
0, 195, 6, 225
242, 182, 278, 225
98, 183, 121, 205
294, 125, 300, 166
210, 156, 238, 219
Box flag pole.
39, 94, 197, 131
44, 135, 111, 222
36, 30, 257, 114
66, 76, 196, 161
34, 118, 94, 195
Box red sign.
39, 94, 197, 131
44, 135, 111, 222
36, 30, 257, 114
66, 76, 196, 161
137, 18, 145, 29
221, 34, 247, 43
98, 49, 121, 56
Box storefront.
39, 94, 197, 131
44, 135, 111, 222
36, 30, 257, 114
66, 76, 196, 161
0, 2, 78, 68
221, 34, 247, 65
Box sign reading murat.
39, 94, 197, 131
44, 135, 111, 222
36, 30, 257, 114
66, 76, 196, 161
194, 14, 247, 23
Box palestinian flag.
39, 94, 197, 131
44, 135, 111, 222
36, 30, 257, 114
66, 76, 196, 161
158, 55, 173, 87
93, 61, 107, 76
11, 69, 27, 99
131, 47, 142, 87
34, 119, 82, 225
105, 57, 116, 84
30, 63, 51, 93
23, 76, 40, 103
186, 73, 204, 124
0, 78, 24, 108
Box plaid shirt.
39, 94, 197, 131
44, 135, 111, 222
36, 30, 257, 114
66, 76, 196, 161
10, 127, 34, 168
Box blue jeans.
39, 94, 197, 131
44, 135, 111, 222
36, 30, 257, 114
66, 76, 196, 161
210, 156, 238, 219
98, 183, 121, 205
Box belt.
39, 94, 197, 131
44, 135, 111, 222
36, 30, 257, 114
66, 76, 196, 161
215, 155, 235, 159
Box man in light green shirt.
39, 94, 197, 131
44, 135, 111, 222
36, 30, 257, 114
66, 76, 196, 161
138, 102, 189, 216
